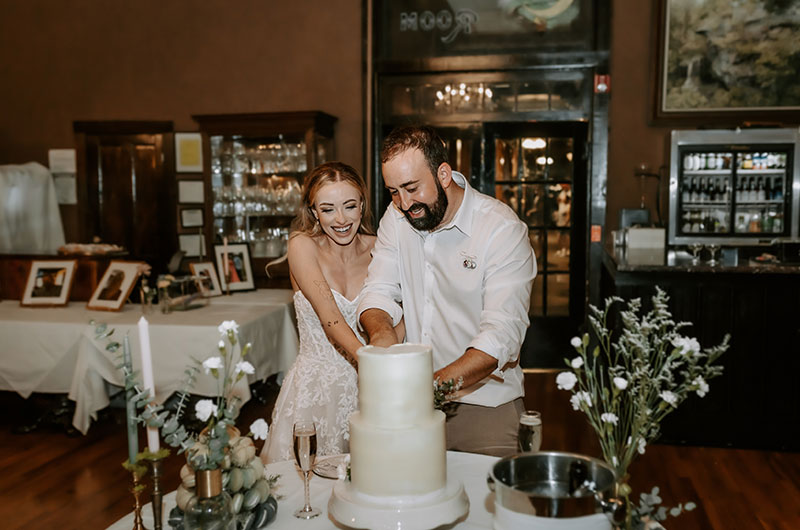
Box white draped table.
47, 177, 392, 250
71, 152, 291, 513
0, 289, 298, 433
107, 451, 500, 530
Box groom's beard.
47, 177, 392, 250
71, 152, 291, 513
403, 179, 448, 231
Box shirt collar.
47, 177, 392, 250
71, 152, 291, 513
390, 170, 473, 237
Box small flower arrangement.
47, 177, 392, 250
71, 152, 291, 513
558, 288, 729, 529
433, 376, 464, 416
108, 319, 280, 529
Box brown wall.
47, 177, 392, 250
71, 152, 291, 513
0, 0, 363, 172
607, 0, 673, 232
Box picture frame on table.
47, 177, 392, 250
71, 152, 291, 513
214, 242, 256, 292
175, 132, 204, 173
87, 261, 144, 311
189, 261, 223, 297
652, 0, 800, 125
21, 260, 78, 307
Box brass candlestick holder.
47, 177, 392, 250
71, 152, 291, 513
130, 471, 149, 530
225, 271, 232, 296
150, 459, 164, 530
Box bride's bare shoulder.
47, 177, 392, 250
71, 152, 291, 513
288, 233, 319, 256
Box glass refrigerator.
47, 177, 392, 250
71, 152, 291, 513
668, 128, 800, 247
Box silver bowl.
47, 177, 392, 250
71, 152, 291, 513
487, 451, 625, 523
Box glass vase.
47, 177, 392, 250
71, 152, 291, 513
184, 469, 235, 530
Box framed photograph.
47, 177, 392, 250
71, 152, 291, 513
179, 234, 206, 257
653, 0, 800, 124
175, 132, 204, 173
189, 261, 223, 297
21, 260, 78, 307
214, 243, 256, 292
178, 180, 205, 204
87, 261, 144, 311
180, 207, 204, 229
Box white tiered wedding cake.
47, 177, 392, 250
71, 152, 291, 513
328, 344, 469, 529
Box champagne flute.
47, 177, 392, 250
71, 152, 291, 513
293, 421, 320, 519
518, 410, 543, 452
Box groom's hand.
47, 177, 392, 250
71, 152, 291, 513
360, 308, 399, 347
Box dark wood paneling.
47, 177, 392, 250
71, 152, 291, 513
603, 259, 800, 450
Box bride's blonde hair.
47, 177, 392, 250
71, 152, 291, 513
291, 161, 374, 238
266, 162, 373, 276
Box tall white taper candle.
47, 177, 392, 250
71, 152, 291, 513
138, 316, 161, 452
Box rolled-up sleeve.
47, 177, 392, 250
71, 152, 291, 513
357, 207, 404, 327
468, 218, 536, 374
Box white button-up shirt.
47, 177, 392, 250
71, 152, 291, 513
358, 172, 537, 407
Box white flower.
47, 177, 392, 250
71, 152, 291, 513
556, 371, 577, 391
195, 399, 218, 422
613, 377, 628, 390
571, 356, 584, 369
692, 375, 709, 397
659, 390, 678, 406
218, 320, 239, 335
218, 340, 225, 349
570, 391, 592, 411
235, 361, 255, 375
336, 454, 351, 481
601, 412, 618, 425
250, 418, 269, 440
202, 356, 224, 374
672, 336, 700, 356
637, 437, 647, 454
570, 336, 582, 348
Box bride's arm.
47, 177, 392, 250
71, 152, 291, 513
288, 235, 364, 364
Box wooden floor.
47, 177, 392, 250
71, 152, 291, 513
1, 372, 798, 530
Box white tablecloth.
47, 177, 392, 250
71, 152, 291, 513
107, 451, 500, 530
0, 289, 298, 433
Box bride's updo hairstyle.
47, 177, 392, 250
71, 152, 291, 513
291, 161, 375, 238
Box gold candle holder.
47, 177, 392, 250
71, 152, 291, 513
150, 459, 164, 530
130, 472, 149, 530
225, 271, 232, 296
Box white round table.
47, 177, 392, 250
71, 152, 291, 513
107, 451, 499, 529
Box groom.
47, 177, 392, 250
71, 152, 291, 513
358, 126, 537, 457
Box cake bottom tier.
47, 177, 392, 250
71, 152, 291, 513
349, 410, 446, 497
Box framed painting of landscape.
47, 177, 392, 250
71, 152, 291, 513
652, 0, 800, 124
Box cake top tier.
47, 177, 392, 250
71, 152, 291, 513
357, 344, 435, 428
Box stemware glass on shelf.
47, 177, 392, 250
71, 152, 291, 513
688, 243, 703, 264
293, 421, 320, 519
707, 244, 721, 266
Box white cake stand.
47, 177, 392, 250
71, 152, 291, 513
328, 475, 469, 530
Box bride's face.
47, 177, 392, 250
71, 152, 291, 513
312, 181, 363, 246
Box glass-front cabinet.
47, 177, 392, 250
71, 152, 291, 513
669, 128, 800, 247
194, 111, 336, 285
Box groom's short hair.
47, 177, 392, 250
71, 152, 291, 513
380, 126, 448, 178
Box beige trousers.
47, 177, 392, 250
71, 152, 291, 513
444, 397, 525, 458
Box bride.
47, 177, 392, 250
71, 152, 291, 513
261, 162, 400, 463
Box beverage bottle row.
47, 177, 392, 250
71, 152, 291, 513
683, 152, 731, 171
738, 152, 787, 170
682, 176, 729, 203
735, 175, 784, 203
681, 210, 729, 233
734, 207, 784, 234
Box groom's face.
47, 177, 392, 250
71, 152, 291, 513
382, 148, 448, 231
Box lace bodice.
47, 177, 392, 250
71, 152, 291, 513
262, 289, 362, 463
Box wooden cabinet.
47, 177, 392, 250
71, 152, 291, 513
193, 112, 337, 288
601, 249, 800, 451
73, 122, 176, 272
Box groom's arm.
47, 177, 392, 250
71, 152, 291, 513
360, 308, 400, 347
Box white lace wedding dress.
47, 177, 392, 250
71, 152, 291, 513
261, 289, 362, 463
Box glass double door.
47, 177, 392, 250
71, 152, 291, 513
376, 121, 588, 367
